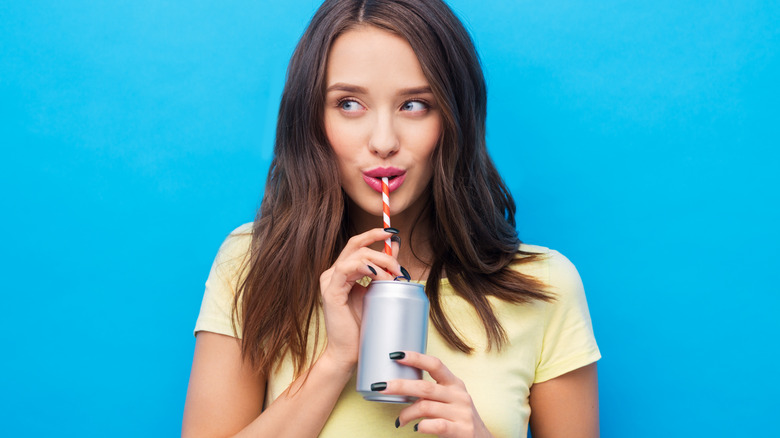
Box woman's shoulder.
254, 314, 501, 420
515, 244, 600, 382
195, 223, 255, 338
210, 222, 254, 279
515, 243, 583, 294
220, 222, 253, 251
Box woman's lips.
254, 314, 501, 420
362, 168, 407, 193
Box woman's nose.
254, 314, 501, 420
368, 112, 400, 158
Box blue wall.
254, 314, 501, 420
1, 1, 777, 436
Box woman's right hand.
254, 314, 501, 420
318, 228, 401, 371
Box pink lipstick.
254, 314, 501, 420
362, 167, 406, 193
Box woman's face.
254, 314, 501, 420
324, 25, 442, 219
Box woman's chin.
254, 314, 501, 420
346, 198, 384, 220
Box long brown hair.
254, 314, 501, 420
234, 0, 551, 377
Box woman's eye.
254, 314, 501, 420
339, 100, 364, 112
401, 100, 427, 112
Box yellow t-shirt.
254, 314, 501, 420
194, 223, 601, 437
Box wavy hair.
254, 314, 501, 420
234, 0, 551, 377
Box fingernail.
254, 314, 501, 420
370, 382, 387, 391
395, 417, 400, 428
367, 265, 377, 275
390, 234, 401, 246
414, 423, 419, 432
384, 227, 399, 234
389, 351, 405, 360
400, 266, 411, 280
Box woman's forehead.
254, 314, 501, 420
325, 26, 429, 92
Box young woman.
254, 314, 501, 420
183, 1, 600, 437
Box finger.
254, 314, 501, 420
333, 261, 387, 286
415, 419, 455, 437
342, 228, 396, 254
331, 250, 401, 283
353, 247, 402, 278
390, 351, 462, 387
337, 260, 380, 282
398, 398, 461, 427
322, 262, 376, 303
365, 262, 395, 282
381, 378, 453, 404
390, 234, 401, 258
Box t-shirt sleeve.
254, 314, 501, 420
534, 250, 601, 383
193, 223, 253, 338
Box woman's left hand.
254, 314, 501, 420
374, 351, 493, 437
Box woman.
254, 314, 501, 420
183, 0, 600, 437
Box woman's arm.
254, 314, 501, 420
182, 331, 356, 438
182, 332, 265, 437
183, 228, 401, 438
528, 363, 599, 438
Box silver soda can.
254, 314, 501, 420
356, 280, 429, 403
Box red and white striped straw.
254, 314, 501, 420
382, 177, 392, 256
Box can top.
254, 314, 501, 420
365, 280, 427, 300
368, 280, 424, 289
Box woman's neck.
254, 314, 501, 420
346, 193, 435, 281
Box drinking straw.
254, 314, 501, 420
382, 177, 392, 256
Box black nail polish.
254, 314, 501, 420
367, 265, 377, 275
414, 423, 419, 432
395, 417, 400, 428
390, 234, 401, 245
389, 351, 405, 360
370, 382, 387, 391
400, 266, 411, 280
384, 227, 399, 234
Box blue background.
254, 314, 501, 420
1, 0, 778, 436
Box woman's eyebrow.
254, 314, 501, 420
325, 83, 433, 96
326, 83, 368, 93
398, 86, 433, 96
